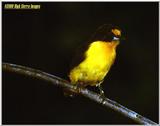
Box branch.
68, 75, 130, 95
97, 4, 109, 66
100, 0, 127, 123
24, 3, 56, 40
2, 62, 157, 125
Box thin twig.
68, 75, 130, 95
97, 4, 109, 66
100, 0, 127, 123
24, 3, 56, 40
2, 62, 158, 125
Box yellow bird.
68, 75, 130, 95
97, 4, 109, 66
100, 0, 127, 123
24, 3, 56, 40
68, 24, 122, 96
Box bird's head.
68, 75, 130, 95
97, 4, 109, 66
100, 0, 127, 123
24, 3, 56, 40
103, 24, 123, 42
89, 24, 124, 43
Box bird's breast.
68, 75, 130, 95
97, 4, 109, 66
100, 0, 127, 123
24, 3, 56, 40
83, 41, 118, 70
69, 41, 119, 85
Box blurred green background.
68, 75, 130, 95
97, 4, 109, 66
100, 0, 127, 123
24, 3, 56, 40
2, 2, 158, 124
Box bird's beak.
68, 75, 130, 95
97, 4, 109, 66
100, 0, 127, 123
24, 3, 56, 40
113, 36, 125, 41
113, 37, 120, 41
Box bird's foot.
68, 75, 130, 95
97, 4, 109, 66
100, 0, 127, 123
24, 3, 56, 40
96, 83, 105, 97
63, 82, 85, 97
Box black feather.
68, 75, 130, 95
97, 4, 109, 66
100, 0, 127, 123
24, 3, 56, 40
69, 24, 120, 74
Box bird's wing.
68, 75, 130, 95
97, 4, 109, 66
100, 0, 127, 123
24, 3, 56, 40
69, 24, 115, 72
69, 42, 89, 71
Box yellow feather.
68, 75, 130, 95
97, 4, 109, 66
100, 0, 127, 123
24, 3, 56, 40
69, 41, 119, 86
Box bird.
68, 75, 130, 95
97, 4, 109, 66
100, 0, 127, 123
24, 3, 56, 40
68, 24, 122, 96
